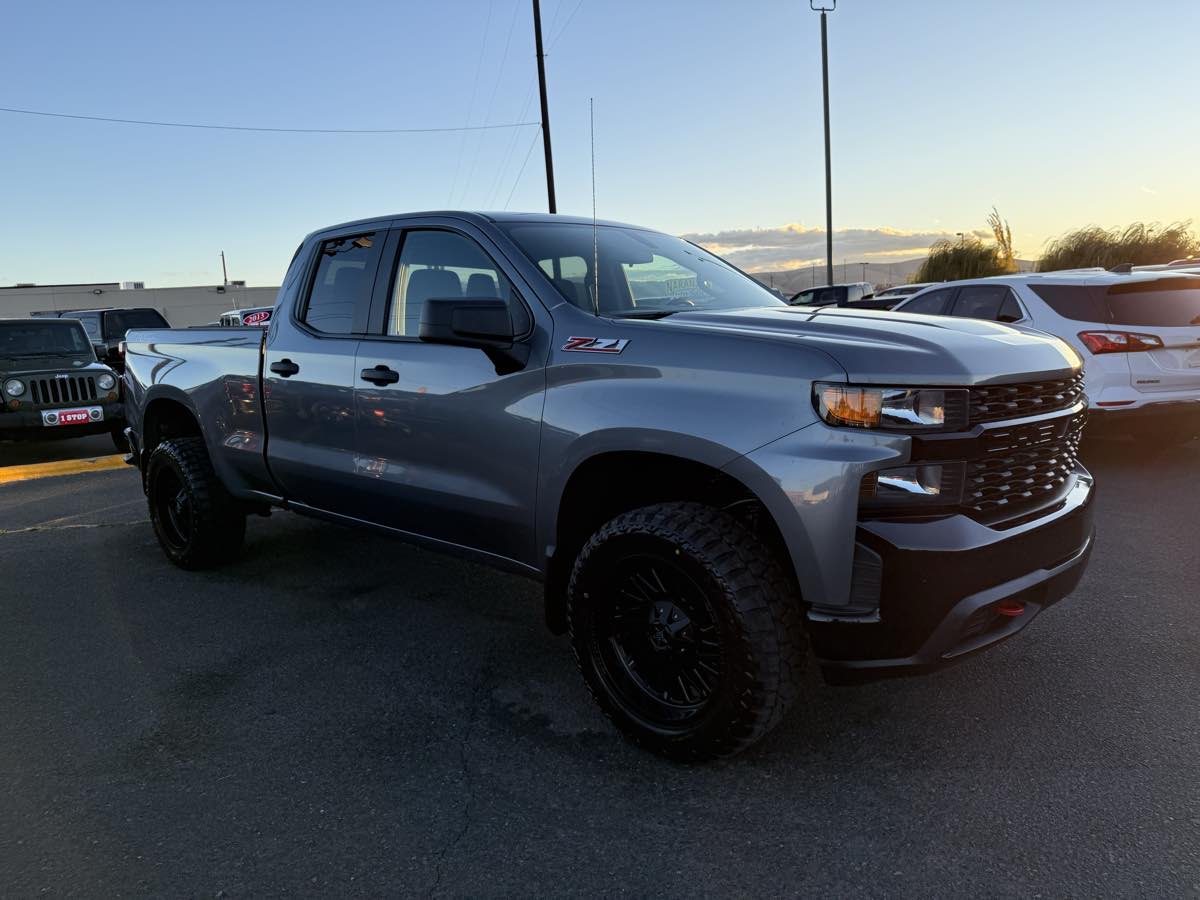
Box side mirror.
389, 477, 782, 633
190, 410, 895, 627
419, 297, 529, 373
92, 343, 107, 360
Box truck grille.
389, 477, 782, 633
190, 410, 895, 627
965, 412, 1086, 515
968, 371, 1084, 426
29, 375, 99, 406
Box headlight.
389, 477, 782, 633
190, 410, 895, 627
860, 462, 965, 509
4, 378, 24, 397
814, 383, 968, 431
97, 373, 116, 390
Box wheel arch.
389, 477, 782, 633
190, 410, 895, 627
542, 447, 800, 634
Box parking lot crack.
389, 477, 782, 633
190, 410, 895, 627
427, 666, 492, 898
0, 521, 145, 536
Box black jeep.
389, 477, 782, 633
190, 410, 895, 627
0, 318, 125, 450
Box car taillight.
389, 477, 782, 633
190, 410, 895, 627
1077, 330, 1163, 354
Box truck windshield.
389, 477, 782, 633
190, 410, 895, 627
0, 321, 93, 360
502, 223, 786, 317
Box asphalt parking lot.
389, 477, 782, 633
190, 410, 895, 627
1, 438, 1198, 897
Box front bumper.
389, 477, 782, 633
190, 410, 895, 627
0, 402, 124, 440
808, 469, 1095, 682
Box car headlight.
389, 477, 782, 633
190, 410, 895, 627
97, 373, 116, 391
860, 462, 965, 509
4, 378, 24, 397
814, 383, 968, 431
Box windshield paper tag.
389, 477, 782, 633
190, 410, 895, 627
562, 336, 629, 354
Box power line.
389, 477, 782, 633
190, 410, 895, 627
448, 0, 499, 203
460, 0, 523, 206
549, 0, 585, 47
504, 126, 543, 210
486, 81, 538, 207
0, 105, 538, 134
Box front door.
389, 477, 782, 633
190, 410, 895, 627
263, 227, 383, 512
352, 223, 546, 567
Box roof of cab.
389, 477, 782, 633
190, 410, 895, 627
306, 210, 656, 241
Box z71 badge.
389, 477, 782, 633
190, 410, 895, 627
562, 336, 630, 354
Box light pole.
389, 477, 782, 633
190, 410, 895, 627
532, 0, 557, 213
811, 1, 835, 287
859, 262, 868, 283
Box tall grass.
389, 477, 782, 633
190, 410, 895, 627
1037, 221, 1199, 271
914, 207, 1018, 282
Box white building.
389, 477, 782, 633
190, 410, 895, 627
0, 281, 280, 327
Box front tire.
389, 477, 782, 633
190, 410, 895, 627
146, 437, 246, 570
567, 502, 806, 761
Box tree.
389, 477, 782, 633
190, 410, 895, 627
914, 208, 1018, 282
1037, 221, 1200, 272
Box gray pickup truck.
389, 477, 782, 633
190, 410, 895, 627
122, 212, 1095, 759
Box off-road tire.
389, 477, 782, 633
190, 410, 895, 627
146, 437, 246, 570
567, 501, 806, 761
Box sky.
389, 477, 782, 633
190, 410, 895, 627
1, 0, 1197, 287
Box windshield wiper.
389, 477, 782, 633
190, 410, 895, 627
607, 310, 680, 320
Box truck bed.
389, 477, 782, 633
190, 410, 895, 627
123, 326, 272, 496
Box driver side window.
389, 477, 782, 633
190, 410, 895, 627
388, 230, 529, 338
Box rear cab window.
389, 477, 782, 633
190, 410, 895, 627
103, 309, 168, 340
303, 233, 383, 334
76, 314, 102, 340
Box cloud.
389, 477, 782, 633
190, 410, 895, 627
680, 223, 989, 272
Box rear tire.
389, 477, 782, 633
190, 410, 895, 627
567, 501, 806, 761
146, 437, 246, 570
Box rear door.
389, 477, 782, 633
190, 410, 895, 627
350, 219, 547, 566
263, 226, 384, 511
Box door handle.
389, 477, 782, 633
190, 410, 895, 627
360, 365, 400, 386
270, 358, 300, 378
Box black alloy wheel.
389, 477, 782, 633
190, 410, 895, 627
567, 501, 806, 761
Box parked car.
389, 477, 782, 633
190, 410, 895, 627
893, 272, 1200, 445
31, 307, 169, 372
121, 212, 1095, 760
789, 282, 882, 308
871, 282, 936, 307
218, 306, 274, 327
0, 317, 125, 448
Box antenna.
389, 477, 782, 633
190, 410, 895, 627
590, 97, 600, 317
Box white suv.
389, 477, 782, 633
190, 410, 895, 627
894, 271, 1200, 444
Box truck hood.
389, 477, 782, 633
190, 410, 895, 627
657, 306, 1082, 385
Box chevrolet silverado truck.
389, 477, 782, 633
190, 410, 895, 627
121, 212, 1095, 759
1, 317, 124, 448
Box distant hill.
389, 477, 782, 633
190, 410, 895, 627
751, 257, 1036, 296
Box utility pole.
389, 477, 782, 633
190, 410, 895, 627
860, 261, 868, 283
812, 1, 835, 287
220, 251, 228, 286
532, 0, 557, 213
